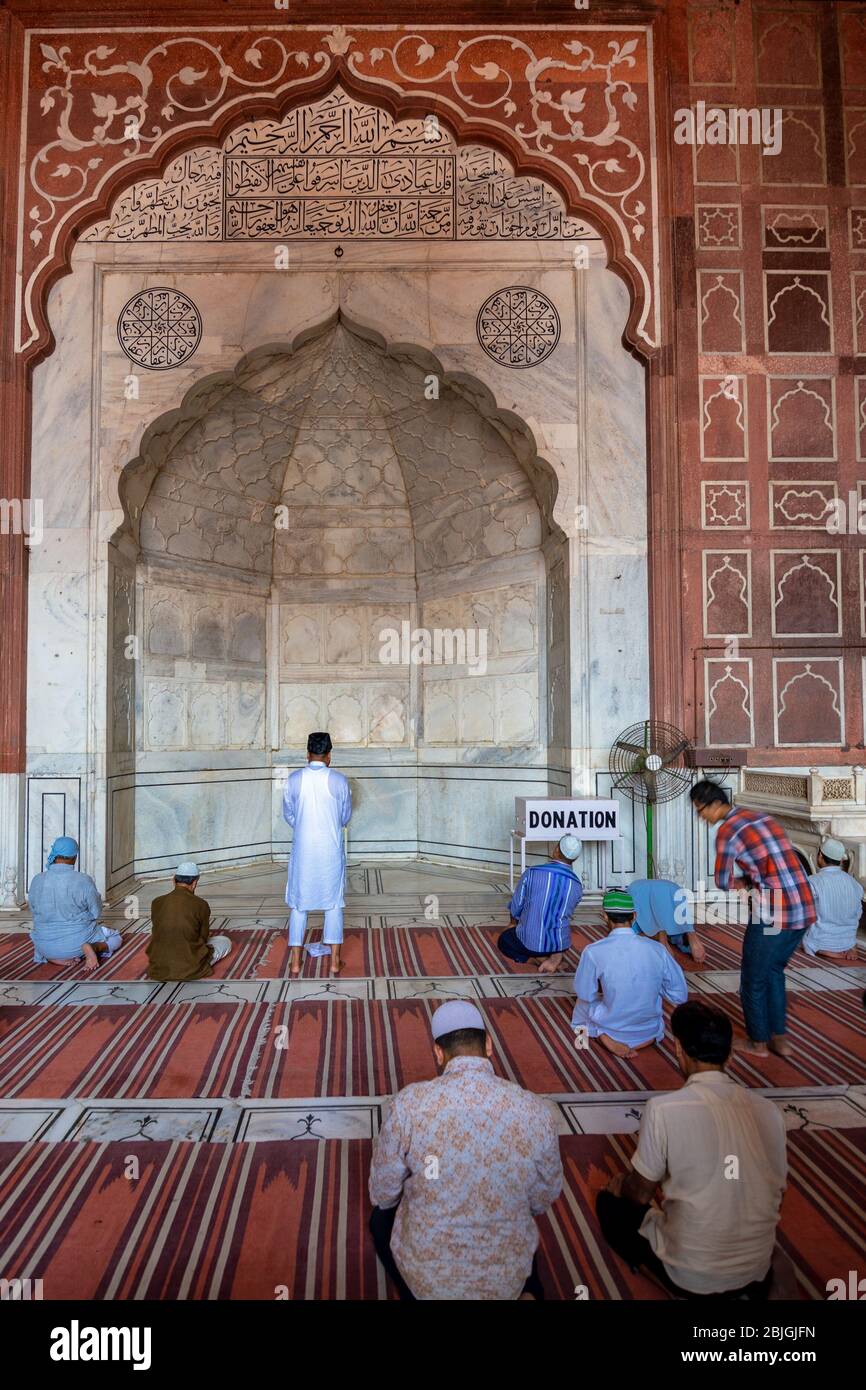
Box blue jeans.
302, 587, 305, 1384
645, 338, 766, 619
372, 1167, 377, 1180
740, 920, 807, 1042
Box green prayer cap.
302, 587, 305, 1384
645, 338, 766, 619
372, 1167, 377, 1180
602, 888, 635, 913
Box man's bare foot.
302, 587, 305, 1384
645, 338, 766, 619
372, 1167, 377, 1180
843, 947, 860, 960
289, 947, 302, 978
537, 953, 564, 974
733, 1037, 770, 1058
82, 944, 100, 973
598, 1033, 637, 1059
769, 1034, 793, 1057
330, 952, 342, 977
689, 938, 706, 965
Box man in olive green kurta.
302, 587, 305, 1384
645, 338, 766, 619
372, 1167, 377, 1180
146, 862, 231, 982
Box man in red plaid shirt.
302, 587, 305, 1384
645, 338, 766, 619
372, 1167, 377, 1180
689, 780, 815, 1059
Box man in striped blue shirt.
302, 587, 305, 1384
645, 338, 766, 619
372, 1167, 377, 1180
497, 835, 583, 972
803, 837, 863, 960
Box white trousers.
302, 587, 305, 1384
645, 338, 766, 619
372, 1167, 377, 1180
289, 907, 343, 947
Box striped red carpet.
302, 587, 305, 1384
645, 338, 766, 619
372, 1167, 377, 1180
1, 989, 863, 1099
0, 1128, 862, 1300
253, 993, 866, 1097
0, 923, 862, 981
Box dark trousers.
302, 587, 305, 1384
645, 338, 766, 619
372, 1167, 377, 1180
369, 1205, 545, 1300
596, 1190, 771, 1301
740, 921, 807, 1042
497, 926, 559, 965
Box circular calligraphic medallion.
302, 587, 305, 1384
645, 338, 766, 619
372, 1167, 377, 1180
117, 287, 202, 370
476, 285, 561, 368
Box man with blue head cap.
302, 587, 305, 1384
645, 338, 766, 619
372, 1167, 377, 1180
27, 837, 121, 971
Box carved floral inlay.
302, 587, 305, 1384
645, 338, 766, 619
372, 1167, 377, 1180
18, 23, 658, 352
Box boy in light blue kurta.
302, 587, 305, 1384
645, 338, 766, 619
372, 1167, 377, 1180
27, 836, 121, 971
629, 877, 706, 963
283, 732, 352, 978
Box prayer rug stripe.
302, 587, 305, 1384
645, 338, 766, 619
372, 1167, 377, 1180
1, 989, 863, 1100
0, 1003, 274, 1099
1, 1129, 863, 1300
0, 924, 861, 982
248, 991, 866, 1098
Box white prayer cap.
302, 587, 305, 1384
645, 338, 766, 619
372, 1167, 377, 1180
175, 861, 200, 878
431, 1000, 486, 1040
559, 834, 582, 862
821, 837, 847, 863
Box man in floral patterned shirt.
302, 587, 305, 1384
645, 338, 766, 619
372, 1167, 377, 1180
368, 1000, 563, 1300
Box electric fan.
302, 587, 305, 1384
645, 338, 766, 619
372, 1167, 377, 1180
608, 720, 694, 878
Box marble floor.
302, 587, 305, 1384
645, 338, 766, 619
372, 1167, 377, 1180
1, 860, 865, 1145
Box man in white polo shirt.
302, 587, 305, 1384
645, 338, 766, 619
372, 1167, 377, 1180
596, 999, 787, 1299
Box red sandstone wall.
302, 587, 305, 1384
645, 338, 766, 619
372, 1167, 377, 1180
673, 0, 866, 762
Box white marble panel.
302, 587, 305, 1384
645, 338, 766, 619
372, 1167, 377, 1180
228, 680, 266, 749
0, 1105, 68, 1142
144, 680, 188, 748
459, 681, 496, 744
325, 686, 366, 745
66, 1105, 224, 1142
188, 683, 228, 749
236, 1101, 381, 1141
135, 768, 272, 873
281, 685, 324, 746
382, 977, 485, 1000
326, 607, 366, 665
367, 684, 409, 745
497, 675, 538, 746
279, 978, 374, 1003
281, 608, 323, 666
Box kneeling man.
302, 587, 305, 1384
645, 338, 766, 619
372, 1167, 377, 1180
629, 876, 706, 963
28, 836, 121, 972
596, 1000, 786, 1299
146, 861, 231, 982
572, 888, 688, 1058
368, 1000, 563, 1300
498, 835, 583, 973
803, 837, 863, 961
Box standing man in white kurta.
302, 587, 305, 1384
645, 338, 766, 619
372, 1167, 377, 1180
283, 732, 352, 978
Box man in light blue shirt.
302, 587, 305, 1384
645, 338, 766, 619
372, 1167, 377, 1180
629, 877, 706, 963
27, 836, 121, 971
572, 888, 688, 1058
498, 835, 583, 973
803, 838, 863, 960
